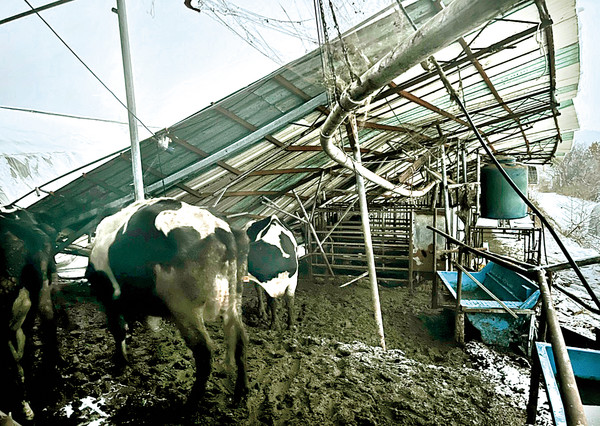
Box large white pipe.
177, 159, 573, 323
320, 0, 522, 194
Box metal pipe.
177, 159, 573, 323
339, 271, 369, 288
292, 190, 335, 276
441, 146, 452, 239
537, 271, 587, 426
431, 57, 600, 311
319, 0, 521, 195
1, 0, 76, 26
544, 255, 600, 273
349, 115, 386, 350
115, 0, 144, 201
319, 199, 359, 244
427, 225, 532, 276
455, 249, 465, 344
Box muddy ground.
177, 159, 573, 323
2, 277, 552, 425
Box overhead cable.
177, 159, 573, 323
22, 0, 157, 139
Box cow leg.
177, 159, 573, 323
286, 291, 295, 330
173, 313, 213, 403
106, 304, 129, 365
255, 284, 267, 320
189, 329, 212, 401
223, 311, 248, 405
268, 296, 280, 331
7, 287, 35, 421
37, 272, 60, 367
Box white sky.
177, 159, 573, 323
0, 0, 598, 164
0, 0, 315, 161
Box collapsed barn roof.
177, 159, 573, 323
19, 0, 579, 252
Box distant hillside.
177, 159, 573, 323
0, 152, 82, 206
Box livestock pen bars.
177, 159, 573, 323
306, 199, 431, 288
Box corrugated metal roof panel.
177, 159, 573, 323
18, 0, 580, 246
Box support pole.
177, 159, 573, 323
310, 171, 324, 221
440, 146, 452, 270
348, 115, 386, 350
432, 209, 439, 308
537, 271, 587, 426
455, 249, 465, 345
526, 343, 542, 424
440, 146, 452, 236
115, 0, 144, 201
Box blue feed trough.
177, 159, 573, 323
437, 261, 540, 346
535, 342, 600, 426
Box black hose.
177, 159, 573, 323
433, 60, 600, 311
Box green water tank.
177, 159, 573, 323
480, 156, 528, 219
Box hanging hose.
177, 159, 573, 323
431, 58, 600, 312
319, 0, 521, 197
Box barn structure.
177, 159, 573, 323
3, 0, 596, 424
11, 0, 579, 280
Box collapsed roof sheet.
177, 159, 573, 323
20, 0, 579, 250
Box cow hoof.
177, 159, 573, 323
22, 400, 34, 421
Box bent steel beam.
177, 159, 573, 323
320, 0, 522, 195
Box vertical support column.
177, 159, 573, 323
116, 0, 144, 201
408, 209, 414, 294
432, 208, 439, 309
348, 115, 386, 350
526, 347, 542, 424
537, 271, 587, 425
440, 145, 452, 270
454, 249, 465, 345
476, 150, 481, 218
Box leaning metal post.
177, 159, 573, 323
537, 271, 587, 425
115, 0, 144, 201
348, 115, 386, 350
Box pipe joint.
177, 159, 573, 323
338, 90, 364, 113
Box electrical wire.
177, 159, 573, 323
0, 105, 160, 128
22, 0, 157, 139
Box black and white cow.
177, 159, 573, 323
85, 198, 249, 405
246, 215, 298, 330
0, 208, 58, 422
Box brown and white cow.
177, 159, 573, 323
85, 198, 249, 405
0, 208, 58, 422
246, 215, 298, 330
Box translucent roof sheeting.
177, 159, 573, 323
17, 0, 580, 251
